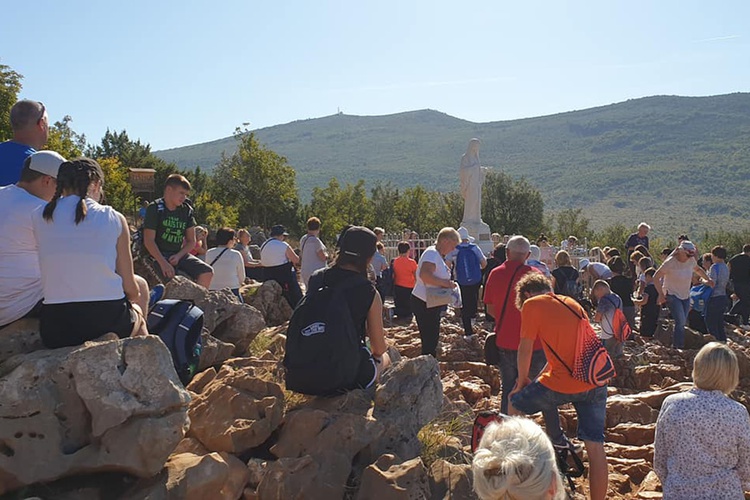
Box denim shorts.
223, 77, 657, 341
510, 381, 607, 443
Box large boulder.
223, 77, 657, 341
242, 280, 293, 326
428, 459, 473, 500
123, 451, 249, 500
187, 363, 284, 454
0, 336, 191, 495
164, 277, 266, 354
0, 318, 43, 364
355, 454, 430, 500
372, 355, 443, 460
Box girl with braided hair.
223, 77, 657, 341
32, 158, 149, 348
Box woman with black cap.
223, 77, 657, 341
308, 226, 392, 388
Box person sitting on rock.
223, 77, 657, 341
260, 224, 302, 308
234, 228, 263, 282
142, 174, 214, 288
0, 151, 64, 328
206, 227, 246, 301
510, 272, 608, 500
32, 158, 149, 348
308, 226, 391, 387
654, 342, 750, 499
472, 416, 565, 500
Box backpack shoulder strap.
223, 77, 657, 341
497, 264, 527, 327
552, 294, 586, 320
209, 247, 229, 266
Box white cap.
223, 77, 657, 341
457, 227, 474, 242
27, 151, 66, 178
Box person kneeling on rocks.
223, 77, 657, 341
32, 158, 149, 348
509, 273, 608, 500
472, 416, 566, 500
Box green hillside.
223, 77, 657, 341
154, 93, 750, 235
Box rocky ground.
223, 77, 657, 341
3, 280, 750, 499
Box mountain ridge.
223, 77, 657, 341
154, 93, 750, 234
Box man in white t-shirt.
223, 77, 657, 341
299, 217, 328, 288
0, 151, 65, 327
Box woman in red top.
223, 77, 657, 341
392, 241, 418, 320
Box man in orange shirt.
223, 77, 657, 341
392, 241, 418, 320
510, 273, 608, 500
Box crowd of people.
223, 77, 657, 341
4, 98, 750, 499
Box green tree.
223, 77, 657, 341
435, 191, 464, 230
308, 178, 372, 241
481, 171, 544, 237
98, 157, 137, 217
0, 62, 23, 141
370, 181, 402, 232
592, 223, 632, 251
212, 129, 299, 229
45, 116, 87, 158
396, 186, 436, 234
554, 208, 594, 244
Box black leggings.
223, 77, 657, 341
393, 285, 413, 317
459, 283, 480, 336
411, 295, 442, 357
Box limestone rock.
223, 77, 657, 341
606, 423, 655, 446
124, 452, 249, 500
0, 318, 44, 364
242, 280, 293, 326
356, 454, 430, 500
606, 395, 657, 427
186, 367, 217, 394
373, 355, 443, 460
165, 276, 266, 355
198, 332, 235, 371
188, 364, 284, 454
0, 336, 190, 495
428, 459, 473, 500
256, 455, 322, 500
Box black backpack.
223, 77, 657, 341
147, 299, 203, 385
559, 267, 582, 298
284, 273, 369, 396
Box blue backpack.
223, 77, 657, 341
147, 299, 204, 385
690, 284, 713, 316
455, 244, 482, 286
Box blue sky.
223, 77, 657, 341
2, 0, 748, 151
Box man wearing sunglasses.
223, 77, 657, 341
0, 100, 49, 186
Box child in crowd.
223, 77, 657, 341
392, 241, 417, 320
591, 280, 625, 358
636, 256, 653, 296
634, 268, 659, 337
190, 226, 208, 259
607, 256, 636, 329
706, 246, 730, 342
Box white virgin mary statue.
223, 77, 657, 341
459, 138, 487, 225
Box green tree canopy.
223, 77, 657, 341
212, 129, 299, 229
0, 62, 23, 141
481, 171, 544, 237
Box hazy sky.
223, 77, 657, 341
2, 0, 748, 150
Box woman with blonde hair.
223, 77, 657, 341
473, 416, 565, 500
654, 342, 750, 499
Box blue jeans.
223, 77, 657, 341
497, 349, 560, 438
705, 294, 728, 341
666, 294, 690, 348
511, 382, 608, 443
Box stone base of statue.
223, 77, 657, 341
461, 219, 493, 255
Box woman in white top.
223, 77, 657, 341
206, 227, 246, 301
411, 227, 460, 356
654, 342, 750, 499
33, 158, 148, 348
653, 240, 712, 349
260, 224, 302, 308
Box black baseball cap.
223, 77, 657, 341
269, 225, 289, 237
338, 226, 377, 258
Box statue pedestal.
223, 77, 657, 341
461, 219, 493, 255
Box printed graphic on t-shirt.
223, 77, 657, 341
160, 214, 188, 246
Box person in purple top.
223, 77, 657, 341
0, 100, 50, 186
625, 223, 650, 254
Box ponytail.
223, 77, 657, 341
42, 158, 104, 225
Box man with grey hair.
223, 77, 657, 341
0, 100, 50, 186
483, 235, 549, 416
